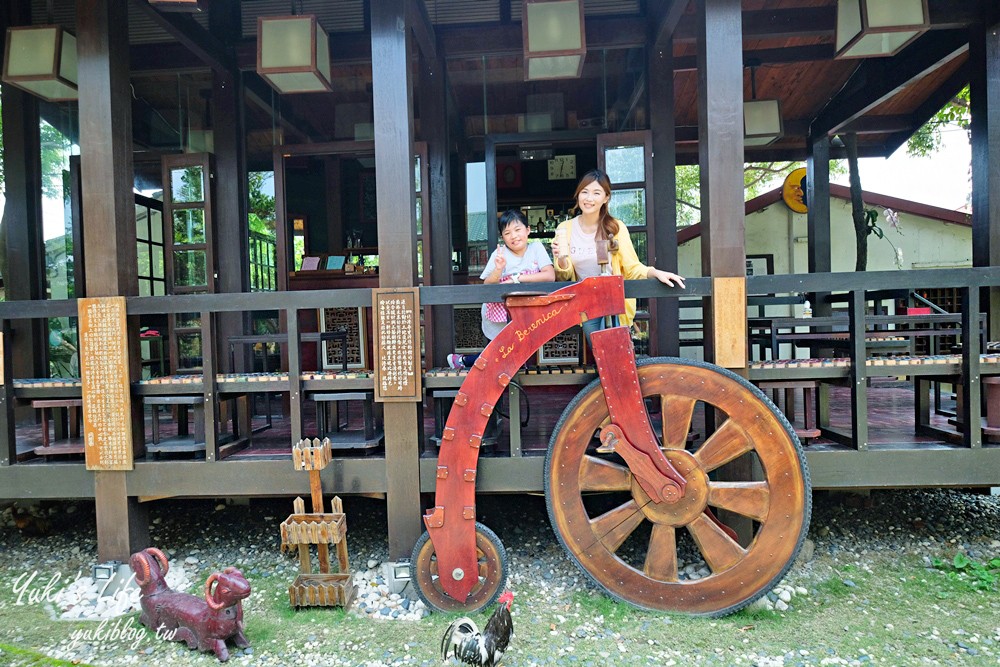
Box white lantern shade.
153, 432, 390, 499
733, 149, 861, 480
2, 26, 78, 102
523, 0, 586, 80
744, 99, 784, 147
257, 16, 332, 94
835, 0, 928, 59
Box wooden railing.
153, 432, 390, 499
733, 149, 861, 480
3, 267, 1000, 466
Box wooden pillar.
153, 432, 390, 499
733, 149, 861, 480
806, 134, 833, 316
696, 0, 744, 281
77, 0, 147, 562
0, 0, 47, 407
210, 3, 249, 372
421, 52, 456, 366
648, 34, 680, 357
371, 0, 422, 560
695, 0, 751, 544
969, 12, 1000, 339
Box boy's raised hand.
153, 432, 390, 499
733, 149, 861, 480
494, 251, 507, 273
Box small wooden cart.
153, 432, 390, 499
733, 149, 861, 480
280, 438, 356, 608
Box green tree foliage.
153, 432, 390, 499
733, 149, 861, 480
907, 85, 970, 157
676, 162, 805, 227
248, 171, 276, 237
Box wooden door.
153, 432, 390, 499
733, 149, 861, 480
596, 131, 656, 352
162, 153, 215, 373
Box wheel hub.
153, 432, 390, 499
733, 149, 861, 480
633, 449, 708, 525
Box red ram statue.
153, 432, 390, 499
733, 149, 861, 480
130, 547, 252, 662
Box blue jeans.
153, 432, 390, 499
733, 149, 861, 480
581, 317, 605, 346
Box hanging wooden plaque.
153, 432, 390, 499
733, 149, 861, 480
79, 297, 134, 470
372, 287, 422, 402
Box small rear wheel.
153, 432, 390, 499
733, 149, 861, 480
410, 522, 508, 613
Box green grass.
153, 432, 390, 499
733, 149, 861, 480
1, 550, 998, 665
0, 643, 95, 667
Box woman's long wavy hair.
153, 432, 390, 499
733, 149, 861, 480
572, 169, 619, 239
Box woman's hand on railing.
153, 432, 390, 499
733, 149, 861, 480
648, 268, 686, 288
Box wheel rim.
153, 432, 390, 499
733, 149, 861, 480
545, 358, 810, 616
410, 522, 508, 613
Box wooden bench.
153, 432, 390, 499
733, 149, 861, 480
309, 391, 383, 453
144, 395, 207, 456
753, 380, 821, 442
31, 398, 84, 457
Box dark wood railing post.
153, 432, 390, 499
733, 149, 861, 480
202, 310, 219, 462
0, 322, 14, 466
848, 289, 868, 451
961, 286, 983, 448
287, 308, 303, 446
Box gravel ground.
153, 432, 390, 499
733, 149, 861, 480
1, 487, 999, 666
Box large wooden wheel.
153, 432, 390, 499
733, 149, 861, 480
410, 522, 508, 613
545, 358, 810, 616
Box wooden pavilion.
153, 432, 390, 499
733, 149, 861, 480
1, 0, 1000, 564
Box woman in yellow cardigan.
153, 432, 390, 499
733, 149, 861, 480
551, 169, 685, 341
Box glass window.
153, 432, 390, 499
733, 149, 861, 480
604, 145, 645, 184
631, 230, 648, 265
150, 209, 163, 243
152, 246, 165, 279
170, 166, 204, 203
609, 189, 646, 228
137, 242, 151, 277
173, 250, 207, 287
176, 332, 203, 370
173, 209, 206, 244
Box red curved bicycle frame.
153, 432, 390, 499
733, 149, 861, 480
424, 275, 687, 602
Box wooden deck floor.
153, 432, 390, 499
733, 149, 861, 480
12, 381, 964, 462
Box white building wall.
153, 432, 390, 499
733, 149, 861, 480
673, 197, 972, 360
678, 198, 972, 276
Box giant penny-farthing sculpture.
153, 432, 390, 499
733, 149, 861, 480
410, 276, 811, 616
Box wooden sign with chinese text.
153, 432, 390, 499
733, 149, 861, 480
79, 297, 134, 470
372, 287, 422, 402
0, 331, 5, 384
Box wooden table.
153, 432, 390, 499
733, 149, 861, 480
748, 313, 983, 361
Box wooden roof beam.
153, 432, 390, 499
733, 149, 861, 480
243, 77, 317, 145
674, 44, 834, 71
408, 0, 437, 62
649, 0, 690, 50
809, 29, 968, 139
882, 61, 971, 154
436, 16, 646, 59
673, 1, 982, 43
129, 0, 235, 75
675, 7, 835, 43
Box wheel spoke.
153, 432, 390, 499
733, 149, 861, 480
660, 395, 696, 449
687, 512, 747, 573
707, 482, 770, 522
643, 524, 678, 582
588, 499, 643, 553
579, 455, 632, 491
692, 418, 752, 473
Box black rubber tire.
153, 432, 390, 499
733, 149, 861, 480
409, 521, 509, 614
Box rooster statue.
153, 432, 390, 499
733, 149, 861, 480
441, 591, 514, 667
